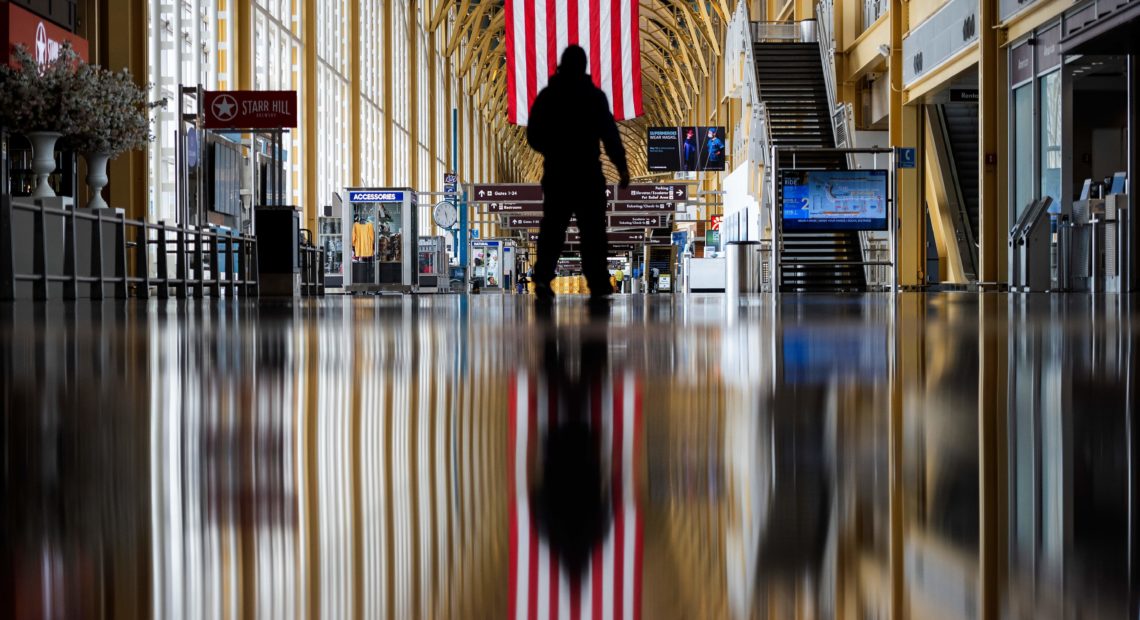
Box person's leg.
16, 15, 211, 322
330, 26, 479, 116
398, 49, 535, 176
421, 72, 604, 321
575, 201, 612, 297
534, 204, 572, 289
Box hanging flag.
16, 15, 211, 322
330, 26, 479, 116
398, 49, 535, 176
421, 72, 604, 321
508, 367, 644, 620
506, 0, 643, 125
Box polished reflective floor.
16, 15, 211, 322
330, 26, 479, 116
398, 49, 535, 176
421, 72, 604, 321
1, 293, 1137, 619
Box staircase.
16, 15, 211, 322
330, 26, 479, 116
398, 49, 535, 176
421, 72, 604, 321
753, 42, 866, 292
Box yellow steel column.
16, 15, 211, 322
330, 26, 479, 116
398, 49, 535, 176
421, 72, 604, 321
429, 21, 438, 193
978, 0, 1007, 285
409, 0, 420, 190
103, 0, 148, 221
350, 0, 362, 186
303, 0, 318, 232
237, 0, 252, 90
890, 0, 922, 287
384, 0, 394, 183
795, 0, 814, 21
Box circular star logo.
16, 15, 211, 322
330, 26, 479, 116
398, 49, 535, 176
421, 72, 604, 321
35, 23, 48, 66
212, 94, 238, 122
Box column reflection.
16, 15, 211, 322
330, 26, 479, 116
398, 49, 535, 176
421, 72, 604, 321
1, 294, 1136, 619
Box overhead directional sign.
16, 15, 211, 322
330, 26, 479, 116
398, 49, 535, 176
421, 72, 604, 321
615, 184, 689, 202
567, 231, 646, 244
610, 214, 662, 227
487, 202, 540, 213
609, 202, 676, 212
503, 215, 545, 228
471, 184, 544, 202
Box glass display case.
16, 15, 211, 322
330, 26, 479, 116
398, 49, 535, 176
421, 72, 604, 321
342, 188, 419, 290
417, 236, 447, 291
318, 216, 343, 288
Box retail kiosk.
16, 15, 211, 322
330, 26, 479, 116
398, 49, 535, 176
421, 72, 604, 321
470, 239, 503, 289
342, 187, 418, 293
469, 238, 517, 290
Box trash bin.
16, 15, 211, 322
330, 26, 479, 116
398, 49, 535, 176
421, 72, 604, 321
726, 240, 762, 294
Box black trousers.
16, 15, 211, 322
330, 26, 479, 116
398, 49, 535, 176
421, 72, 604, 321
534, 181, 612, 297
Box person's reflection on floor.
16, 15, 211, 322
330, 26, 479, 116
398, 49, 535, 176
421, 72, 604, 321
531, 334, 612, 575
509, 328, 643, 618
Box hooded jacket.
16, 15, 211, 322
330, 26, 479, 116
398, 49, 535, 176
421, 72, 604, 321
526, 72, 629, 187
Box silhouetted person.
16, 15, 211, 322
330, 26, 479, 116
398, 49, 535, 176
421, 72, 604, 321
527, 45, 630, 311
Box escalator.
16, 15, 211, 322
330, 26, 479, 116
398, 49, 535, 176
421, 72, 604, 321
753, 42, 866, 292
926, 103, 980, 281
941, 103, 980, 245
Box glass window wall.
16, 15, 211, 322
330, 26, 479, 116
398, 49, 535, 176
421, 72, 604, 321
1012, 84, 1034, 220
146, 0, 509, 228
1039, 71, 1062, 208
1008, 25, 1062, 225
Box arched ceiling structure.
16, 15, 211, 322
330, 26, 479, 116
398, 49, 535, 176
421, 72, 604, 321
424, 0, 731, 182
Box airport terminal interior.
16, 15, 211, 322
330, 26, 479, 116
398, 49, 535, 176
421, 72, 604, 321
1, 0, 1139, 618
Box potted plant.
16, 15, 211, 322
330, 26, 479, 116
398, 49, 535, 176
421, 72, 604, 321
64, 61, 161, 210
0, 44, 82, 198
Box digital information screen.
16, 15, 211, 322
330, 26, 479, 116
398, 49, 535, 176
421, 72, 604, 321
780, 169, 889, 231
646, 127, 727, 172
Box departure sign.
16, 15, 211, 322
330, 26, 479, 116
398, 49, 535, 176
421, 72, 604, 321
615, 184, 688, 202
471, 184, 544, 202
610, 214, 661, 227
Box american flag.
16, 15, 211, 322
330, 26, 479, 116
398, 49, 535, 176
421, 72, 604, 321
508, 368, 643, 620
505, 0, 644, 125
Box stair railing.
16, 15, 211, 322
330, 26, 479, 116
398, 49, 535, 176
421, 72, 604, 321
730, 0, 779, 248
814, 0, 891, 290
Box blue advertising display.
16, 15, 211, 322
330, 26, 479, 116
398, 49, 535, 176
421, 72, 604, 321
348, 190, 404, 202
781, 169, 889, 232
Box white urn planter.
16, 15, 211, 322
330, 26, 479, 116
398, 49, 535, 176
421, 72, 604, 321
84, 151, 111, 210
26, 131, 62, 198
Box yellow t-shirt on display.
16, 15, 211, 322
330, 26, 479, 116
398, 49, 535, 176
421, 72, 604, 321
352, 222, 375, 258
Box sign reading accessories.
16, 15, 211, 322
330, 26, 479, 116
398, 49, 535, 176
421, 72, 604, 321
1, 3, 89, 67
902, 0, 979, 86
348, 190, 405, 202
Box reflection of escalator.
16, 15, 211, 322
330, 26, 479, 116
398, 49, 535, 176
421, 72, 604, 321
752, 42, 866, 292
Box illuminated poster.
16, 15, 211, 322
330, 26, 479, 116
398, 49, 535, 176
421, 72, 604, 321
781, 169, 889, 231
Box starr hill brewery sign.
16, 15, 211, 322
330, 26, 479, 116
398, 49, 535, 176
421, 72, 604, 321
203, 90, 298, 130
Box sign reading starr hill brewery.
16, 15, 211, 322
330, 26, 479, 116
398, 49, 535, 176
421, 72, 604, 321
203, 90, 298, 130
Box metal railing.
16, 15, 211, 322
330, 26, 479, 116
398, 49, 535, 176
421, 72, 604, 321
815, 1, 893, 291
750, 21, 801, 42
1, 195, 260, 300
298, 229, 326, 297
